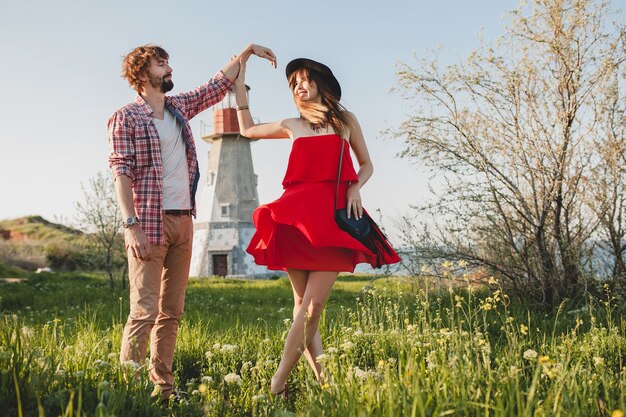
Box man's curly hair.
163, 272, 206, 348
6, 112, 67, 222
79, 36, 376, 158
122, 45, 169, 93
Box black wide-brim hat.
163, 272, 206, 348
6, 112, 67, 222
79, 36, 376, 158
285, 58, 342, 100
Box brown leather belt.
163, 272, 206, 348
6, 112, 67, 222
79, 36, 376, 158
164, 209, 192, 216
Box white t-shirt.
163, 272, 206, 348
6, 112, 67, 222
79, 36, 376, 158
152, 109, 191, 210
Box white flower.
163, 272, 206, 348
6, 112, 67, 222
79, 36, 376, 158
316, 354, 328, 363
212, 343, 221, 350
327, 347, 338, 354
353, 330, 364, 337
93, 359, 110, 368
523, 349, 538, 360
75, 371, 85, 378
252, 394, 266, 402
353, 366, 368, 380
593, 357, 604, 366
224, 373, 242, 386
201, 376, 213, 384
122, 360, 141, 370
341, 340, 356, 350
220, 344, 237, 353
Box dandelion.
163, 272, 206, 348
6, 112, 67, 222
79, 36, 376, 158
593, 357, 604, 366
224, 373, 242, 386
612, 410, 624, 417
198, 383, 208, 393
538, 355, 551, 365
520, 324, 528, 335
378, 360, 386, 368
523, 349, 538, 360
488, 276, 498, 285
458, 259, 468, 267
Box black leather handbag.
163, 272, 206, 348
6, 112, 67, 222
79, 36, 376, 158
334, 137, 372, 239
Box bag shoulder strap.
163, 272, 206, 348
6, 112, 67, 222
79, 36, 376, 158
334, 135, 346, 211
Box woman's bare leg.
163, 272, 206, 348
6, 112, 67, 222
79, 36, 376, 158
287, 269, 324, 380
271, 271, 338, 394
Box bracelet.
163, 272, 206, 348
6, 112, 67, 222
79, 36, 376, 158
236, 105, 249, 111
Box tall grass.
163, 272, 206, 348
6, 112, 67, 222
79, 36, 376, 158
1, 271, 625, 416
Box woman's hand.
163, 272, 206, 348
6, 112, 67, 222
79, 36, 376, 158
346, 183, 363, 219
235, 58, 246, 86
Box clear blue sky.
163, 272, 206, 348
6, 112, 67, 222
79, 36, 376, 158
0, 0, 515, 237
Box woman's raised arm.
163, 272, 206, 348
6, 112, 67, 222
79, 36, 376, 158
234, 59, 291, 140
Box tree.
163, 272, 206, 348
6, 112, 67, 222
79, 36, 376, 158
393, 0, 625, 306
75, 171, 126, 289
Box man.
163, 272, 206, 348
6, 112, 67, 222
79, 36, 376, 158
107, 43, 276, 402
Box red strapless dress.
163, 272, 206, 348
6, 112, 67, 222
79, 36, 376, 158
246, 134, 400, 272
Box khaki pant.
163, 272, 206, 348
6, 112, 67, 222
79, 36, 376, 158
120, 214, 193, 398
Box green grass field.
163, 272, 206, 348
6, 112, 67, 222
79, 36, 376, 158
1, 270, 625, 416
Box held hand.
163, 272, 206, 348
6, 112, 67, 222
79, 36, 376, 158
235, 59, 247, 86
248, 44, 277, 68
346, 183, 363, 220
125, 226, 152, 261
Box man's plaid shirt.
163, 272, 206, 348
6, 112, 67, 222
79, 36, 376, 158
108, 71, 233, 245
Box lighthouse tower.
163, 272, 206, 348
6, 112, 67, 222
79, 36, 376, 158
190, 86, 267, 277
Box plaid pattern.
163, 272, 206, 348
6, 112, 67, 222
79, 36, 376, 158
108, 71, 233, 245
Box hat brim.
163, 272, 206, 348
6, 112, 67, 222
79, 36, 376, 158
285, 58, 341, 100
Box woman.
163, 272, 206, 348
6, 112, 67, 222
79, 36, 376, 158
234, 58, 400, 395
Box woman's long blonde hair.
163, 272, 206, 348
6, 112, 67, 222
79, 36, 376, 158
288, 68, 350, 138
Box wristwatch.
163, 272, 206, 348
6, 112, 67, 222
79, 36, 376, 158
122, 216, 140, 228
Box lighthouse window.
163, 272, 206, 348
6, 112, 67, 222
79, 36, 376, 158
220, 204, 230, 218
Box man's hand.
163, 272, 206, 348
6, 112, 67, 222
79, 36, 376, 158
223, 44, 276, 84
125, 225, 152, 261
247, 44, 277, 68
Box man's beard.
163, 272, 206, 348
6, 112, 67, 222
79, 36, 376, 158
148, 73, 174, 93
